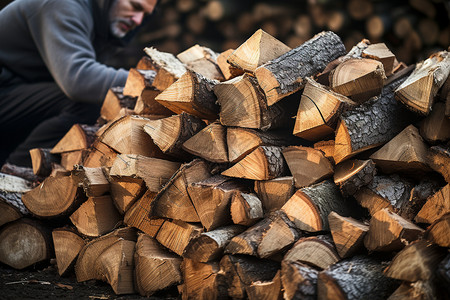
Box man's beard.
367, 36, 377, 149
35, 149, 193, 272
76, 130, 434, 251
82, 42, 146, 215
110, 18, 135, 38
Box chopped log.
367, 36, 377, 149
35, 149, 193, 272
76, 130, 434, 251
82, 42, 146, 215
402, 179, 441, 221
284, 235, 340, 270
29, 148, 60, 177
314, 140, 335, 163
100, 86, 136, 122
415, 184, 450, 224
420, 102, 450, 144
124, 190, 163, 238
95, 239, 136, 295
182, 122, 228, 163
216, 48, 244, 80
281, 260, 318, 300
230, 191, 263, 226
60, 150, 86, 171
151, 159, 210, 222
330, 58, 387, 103
254, 176, 295, 213
227, 29, 291, 73
176, 44, 224, 81
82, 140, 118, 168
72, 166, 109, 197
384, 240, 446, 282
109, 153, 181, 192
143, 112, 205, 158
246, 270, 282, 300
364, 208, 424, 252
52, 227, 86, 276
388, 281, 437, 300
362, 43, 396, 76
75, 227, 137, 282
70, 195, 122, 237
134, 234, 182, 296
0, 218, 52, 270
282, 146, 334, 188
254, 31, 346, 106
109, 176, 146, 214
333, 159, 376, 197
328, 211, 369, 258
426, 145, 450, 182
123, 68, 156, 97
293, 78, 356, 141
155, 219, 203, 256
51, 124, 99, 154
0, 194, 24, 227
184, 225, 245, 262
222, 146, 287, 180
22, 174, 84, 219
425, 213, 450, 247
317, 256, 399, 300
281, 180, 350, 232
187, 175, 247, 230
154, 70, 219, 120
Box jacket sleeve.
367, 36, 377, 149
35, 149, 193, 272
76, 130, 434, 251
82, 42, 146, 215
27, 0, 128, 103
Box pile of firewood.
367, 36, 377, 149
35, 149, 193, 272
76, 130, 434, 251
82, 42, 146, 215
1, 29, 449, 299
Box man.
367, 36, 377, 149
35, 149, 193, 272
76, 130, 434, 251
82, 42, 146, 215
0, 0, 158, 177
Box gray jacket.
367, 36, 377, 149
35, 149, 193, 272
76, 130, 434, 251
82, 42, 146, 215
0, 0, 130, 103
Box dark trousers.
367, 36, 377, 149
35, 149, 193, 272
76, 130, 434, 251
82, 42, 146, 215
0, 80, 100, 167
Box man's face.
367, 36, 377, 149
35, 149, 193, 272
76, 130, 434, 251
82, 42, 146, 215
109, 0, 158, 38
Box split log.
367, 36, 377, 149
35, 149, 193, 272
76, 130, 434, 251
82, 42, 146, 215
52, 227, 86, 276
50, 124, 99, 154
328, 212, 369, 258
395, 50, 450, 115
0, 218, 52, 270
109, 176, 146, 214
82, 140, 118, 168
0, 194, 25, 227
154, 70, 219, 120
426, 145, 450, 182
216, 49, 244, 81
415, 184, 450, 224
155, 219, 203, 256
364, 208, 424, 252
333, 159, 376, 197
230, 191, 263, 226
222, 146, 287, 180
134, 234, 182, 296
314, 140, 335, 163
176, 44, 224, 81
29, 148, 60, 177
282, 146, 334, 188
293, 77, 356, 141
281, 180, 350, 232
388, 281, 437, 300
143, 112, 205, 158
100, 86, 136, 122
254, 176, 295, 213
60, 150, 85, 171
420, 102, 450, 144
123, 68, 156, 97
362, 43, 396, 76
227, 29, 291, 73
72, 166, 109, 197
425, 213, 450, 247
317, 256, 399, 300
184, 225, 245, 262
246, 270, 282, 300
281, 260, 318, 300
254, 31, 346, 106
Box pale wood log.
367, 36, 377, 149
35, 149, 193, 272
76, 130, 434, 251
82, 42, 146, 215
72, 166, 109, 197
426, 145, 450, 182
281, 260, 318, 300
415, 184, 450, 224
425, 213, 450, 247
246, 270, 282, 300
176, 44, 224, 81
52, 227, 86, 276
333, 159, 376, 197
60, 150, 85, 171
254, 31, 346, 106
420, 102, 450, 144
155, 219, 203, 256
82, 140, 118, 168
51, 124, 99, 154
100, 86, 136, 122
134, 233, 182, 296
123, 68, 155, 97
134, 87, 172, 116
362, 43, 396, 76
216, 48, 244, 80
29, 148, 60, 177
109, 176, 145, 214
364, 208, 424, 252
230, 191, 263, 226
254, 176, 295, 214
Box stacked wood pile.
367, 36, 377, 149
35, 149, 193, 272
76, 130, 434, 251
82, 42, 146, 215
1, 29, 450, 300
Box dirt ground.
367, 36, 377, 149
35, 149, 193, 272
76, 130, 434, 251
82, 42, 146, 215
0, 263, 179, 300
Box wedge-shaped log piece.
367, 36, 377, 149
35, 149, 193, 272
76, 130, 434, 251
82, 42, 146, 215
51, 124, 99, 154
217, 48, 244, 80
109, 176, 145, 214
155, 219, 203, 256
293, 78, 356, 141
152, 159, 210, 222
314, 140, 335, 163
281, 260, 318, 300
227, 127, 301, 164
215, 74, 293, 130
100, 86, 136, 122
187, 175, 246, 230
134, 234, 182, 296
328, 212, 369, 258
255, 31, 346, 106
420, 102, 450, 143
227, 29, 291, 73
143, 112, 205, 158
426, 145, 450, 182
72, 166, 109, 197
0, 219, 52, 270
388, 281, 438, 300
22, 174, 84, 219
246, 270, 282, 300
425, 213, 450, 248
70, 195, 121, 237
362, 42, 396, 76
222, 146, 287, 180
283, 146, 334, 188
183, 122, 228, 163
29, 148, 60, 177
123, 68, 155, 97
231, 191, 263, 226
75, 227, 137, 282
60, 150, 85, 170
83, 140, 118, 168
179, 259, 228, 300
184, 225, 245, 262
109, 154, 181, 192
384, 240, 446, 282
364, 208, 424, 252
317, 256, 399, 300
254, 176, 295, 213
176, 44, 224, 81
52, 228, 85, 276
143, 47, 187, 91
284, 235, 340, 270
333, 159, 376, 197
282, 180, 350, 232
395, 50, 450, 115
0, 194, 25, 227
370, 125, 432, 176
155, 70, 219, 120
415, 184, 450, 224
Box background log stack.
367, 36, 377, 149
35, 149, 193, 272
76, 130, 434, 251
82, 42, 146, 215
1, 27, 450, 299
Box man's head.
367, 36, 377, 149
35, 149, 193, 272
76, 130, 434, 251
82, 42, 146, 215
109, 0, 158, 38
